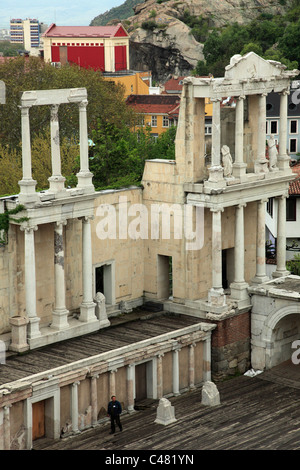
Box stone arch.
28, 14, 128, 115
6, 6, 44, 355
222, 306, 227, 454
262, 305, 300, 369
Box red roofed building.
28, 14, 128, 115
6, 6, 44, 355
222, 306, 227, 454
126, 94, 180, 137
42, 23, 129, 72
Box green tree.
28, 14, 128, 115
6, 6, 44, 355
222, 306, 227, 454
0, 56, 135, 150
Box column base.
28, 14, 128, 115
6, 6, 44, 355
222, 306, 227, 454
278, 154, 292, 173
48, 175, 66, 193
254, 159, 269, 174
50, 309, 69, 330
79, 301, 97, 322
27, 316, 41, 339
9, 316, 29, 353
208, 287, 226, 307
230, 281, 249, 300
18, 179, 38, 205
272, 269, 290, 279
205, 166, 226, 190
232, 162, 247, 179
76, 171, 95, 193
251, 274, 270, 285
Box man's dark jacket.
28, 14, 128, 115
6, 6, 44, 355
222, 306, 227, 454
107, 400, 122, 416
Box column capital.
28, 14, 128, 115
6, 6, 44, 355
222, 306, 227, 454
210, 206, 224, 213
237, 95, 246, 101
72, 381, 80, 387
210, 97, 222, 103
20, 225, 38, 233
279, 89, 290, 96
237, 203, 247, 209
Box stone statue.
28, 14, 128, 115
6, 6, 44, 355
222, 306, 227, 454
267, 135, 278, 171
94, 292, 110, 327
221, 145, 233, 177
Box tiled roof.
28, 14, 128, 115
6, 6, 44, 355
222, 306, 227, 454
43, 23, 128, 38
126, 94, 180, 116
289, 161, 300, 195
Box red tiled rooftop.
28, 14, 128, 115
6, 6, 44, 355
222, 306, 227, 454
289, 161, 300, 195
43, 23, 128, 38
126, 94, 180, 115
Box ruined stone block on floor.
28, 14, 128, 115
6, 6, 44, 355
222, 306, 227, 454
201, 381, 220, 406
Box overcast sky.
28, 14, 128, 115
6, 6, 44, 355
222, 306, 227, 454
0, 0, 125, 29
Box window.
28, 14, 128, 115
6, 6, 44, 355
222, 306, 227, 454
205, 125, 212, 135
286, 198, 296, 222
267, 198, 273, 218
270, 120, 278, 134
151, 115, 157, 127
290, 120, 298, 134
290, 138, 297, 153
163, 116, 169, 127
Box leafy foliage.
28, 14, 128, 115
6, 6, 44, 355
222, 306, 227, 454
0, 56, 135, 150
89, 122, 175, 190
192, 0, 300, 77
286, 253, 300, 275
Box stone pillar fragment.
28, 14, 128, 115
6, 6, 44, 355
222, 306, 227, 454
172, 349, 180, 396
71, 381, 80, 434
157, 354, 164, 400
278, 90, 291, 172
91, 375, 99, 426
201, 381, 220, 406
155, 398, 177, 426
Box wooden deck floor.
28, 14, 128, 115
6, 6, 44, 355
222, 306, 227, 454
0, 311, 200, 386
33, 362, 300, 451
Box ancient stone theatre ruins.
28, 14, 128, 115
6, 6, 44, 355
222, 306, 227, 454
0, 52, 300, 449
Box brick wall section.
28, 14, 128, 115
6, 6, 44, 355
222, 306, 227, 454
211, 311, 251, 348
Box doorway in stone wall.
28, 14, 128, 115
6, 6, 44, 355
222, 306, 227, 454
157, 255, 173, 300
32, 400, 45, 441
94, 262, 115, 305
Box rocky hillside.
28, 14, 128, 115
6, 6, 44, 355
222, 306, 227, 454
92, 0, 294, 83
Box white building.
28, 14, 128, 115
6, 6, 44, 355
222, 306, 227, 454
10, 18, 47, 56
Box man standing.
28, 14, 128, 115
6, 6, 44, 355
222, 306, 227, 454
107, 395, 123, 434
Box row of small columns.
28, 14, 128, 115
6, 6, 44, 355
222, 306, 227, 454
210, 195, 289, 297
22, 215, 96, 341
210, 89, 290, 177
19, 97, 93, 203
72, 342, 211, 432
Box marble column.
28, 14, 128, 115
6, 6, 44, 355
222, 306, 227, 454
91, 375, 99, 426
18, 105, 38, 204
172, 349, 180, 396
51, 221, 69, 330
255, 93, 269, 173
157, 354, 164, 400
109, 369, 117, 398
230, 204, 249, 303
48, 105, 66, 192
208, 208, 226, 307
188, 344, 196, 390
76, 100, 94, 191
3, 405, 11, 450
278, 90, 290, 172
233, 96, 247, 178
126, 364, 135, 412
252, 199, 269, 284
203, 336, 211, 382
22, 226, 41, 339
71, 381, 80, 434
207, 98, 225, 187
273, 195, 290, 278
79, 217, 96, 323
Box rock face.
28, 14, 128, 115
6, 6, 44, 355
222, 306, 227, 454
124, 0, 293, 82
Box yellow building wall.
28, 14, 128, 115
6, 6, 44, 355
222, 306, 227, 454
104, 72, 150, 98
